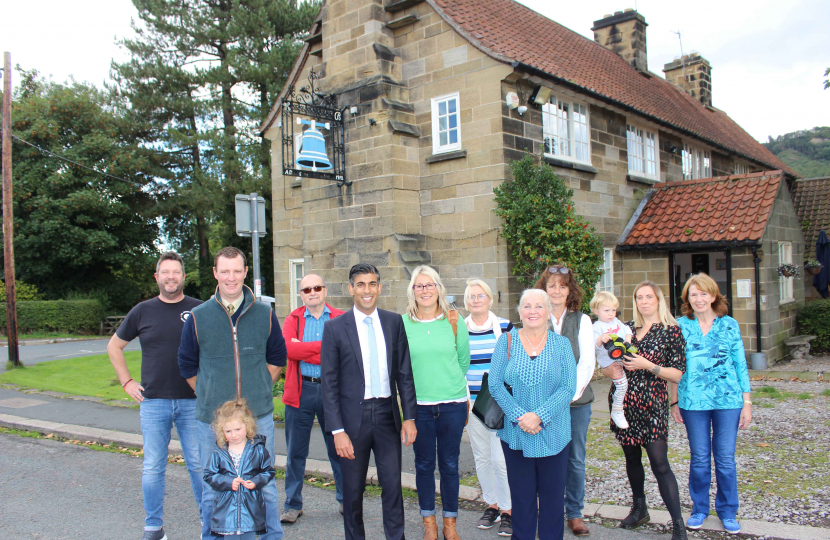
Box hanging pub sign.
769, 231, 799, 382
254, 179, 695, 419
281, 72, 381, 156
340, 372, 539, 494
281, 69, 349, 186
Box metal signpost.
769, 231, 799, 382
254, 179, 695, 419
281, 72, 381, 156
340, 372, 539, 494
234, 193, 266, 301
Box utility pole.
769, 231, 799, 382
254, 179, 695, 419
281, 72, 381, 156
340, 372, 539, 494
2, 52, 20, 367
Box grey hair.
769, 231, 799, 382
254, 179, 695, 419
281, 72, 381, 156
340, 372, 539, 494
406, 265, 451, 320
156, 251, 184, 274
516, 289, 553, 327
463, 279, 494, 311
300, 273, 327, 287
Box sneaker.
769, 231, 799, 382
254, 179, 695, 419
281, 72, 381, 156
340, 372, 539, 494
280, 508, 303, 523
686, 513, 708, 529
722, 518, 741, 534
141, 529, 167, 540
611, 406, 629, 429
477, 507, 500, 529
497, 513, 512, 537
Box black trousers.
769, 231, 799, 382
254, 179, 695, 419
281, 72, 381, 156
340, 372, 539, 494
340, 398, 405, 540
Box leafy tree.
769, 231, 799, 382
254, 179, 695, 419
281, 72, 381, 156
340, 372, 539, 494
493, 154, 604, 311
763, 127, 830, 177
3, 68, 162, 311
0, 281, 43, 302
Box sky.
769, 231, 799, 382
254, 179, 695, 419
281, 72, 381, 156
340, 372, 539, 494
2, 0, 828, 142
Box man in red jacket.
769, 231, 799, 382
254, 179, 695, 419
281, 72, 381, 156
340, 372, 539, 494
280, 273, 346, 524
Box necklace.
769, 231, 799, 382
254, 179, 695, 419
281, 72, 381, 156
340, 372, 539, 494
522, 330, 547, 356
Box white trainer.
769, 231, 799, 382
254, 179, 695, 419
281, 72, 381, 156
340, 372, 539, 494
611, 406, 629, 429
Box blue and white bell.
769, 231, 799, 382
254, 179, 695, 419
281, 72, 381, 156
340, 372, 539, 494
296, 118, 333, 172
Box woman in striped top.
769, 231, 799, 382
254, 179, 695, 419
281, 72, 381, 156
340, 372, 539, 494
463, 279, 514, 536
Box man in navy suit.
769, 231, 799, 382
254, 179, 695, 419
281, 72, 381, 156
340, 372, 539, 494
321, 263, 418, 540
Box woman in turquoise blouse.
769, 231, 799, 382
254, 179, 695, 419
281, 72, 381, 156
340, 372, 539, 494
489, 289, 576, 540
672, 273, 752, 535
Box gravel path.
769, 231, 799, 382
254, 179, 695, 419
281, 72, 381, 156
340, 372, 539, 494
761, 352, 830, 373
584, 378, 830, 528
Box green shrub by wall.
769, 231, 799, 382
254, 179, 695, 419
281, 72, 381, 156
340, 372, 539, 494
0, 300, 104, 334
796, 299, 830, 353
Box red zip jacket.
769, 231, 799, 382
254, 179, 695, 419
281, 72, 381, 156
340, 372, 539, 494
282, 304, 345, 408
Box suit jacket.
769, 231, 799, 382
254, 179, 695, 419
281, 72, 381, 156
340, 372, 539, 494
321, 308, 417, 438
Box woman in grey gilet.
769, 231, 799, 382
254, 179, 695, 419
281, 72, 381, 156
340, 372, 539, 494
534, 266, 596, 537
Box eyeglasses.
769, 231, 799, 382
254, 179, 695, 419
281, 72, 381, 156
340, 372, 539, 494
547, 266, 570, 275
412, 283, 437, 292
467, 294, 488, 302
300, 285, 325, 294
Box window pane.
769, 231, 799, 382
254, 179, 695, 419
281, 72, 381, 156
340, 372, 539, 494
439, 116, 447, 130
449, 115, 457, 129
440, 132, 448, 146
439, 101, 446, 116
448, 99, 456, 114
449, 129, 457, 144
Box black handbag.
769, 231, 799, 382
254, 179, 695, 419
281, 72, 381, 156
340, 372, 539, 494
471, 333, 513, 430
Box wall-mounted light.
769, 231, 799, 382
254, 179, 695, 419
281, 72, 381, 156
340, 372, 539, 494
529, 85, 551, 105
369, 118, 377, 126
517, 105, 528, 115
669, 144, 681, 154
350, 106, 358, 115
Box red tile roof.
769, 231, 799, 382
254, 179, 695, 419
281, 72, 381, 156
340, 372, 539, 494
428, 0, 795, 175
618, 172, 784, 250
792, 177, 830, 249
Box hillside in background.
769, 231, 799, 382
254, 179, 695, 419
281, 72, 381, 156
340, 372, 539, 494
764, 127, 830, 178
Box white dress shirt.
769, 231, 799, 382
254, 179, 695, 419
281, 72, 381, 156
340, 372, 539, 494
551, 310, 596, 402
353, 306, 391, 399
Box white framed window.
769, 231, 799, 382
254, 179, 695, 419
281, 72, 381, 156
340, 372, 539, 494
626, 124, 658, 178
431, 93, 461, 154
542, 94, 591, 164
778, 242, 794, 303
288, 258, 305, 311
682, 143, 711, 180
597, 248, 614, 293
734, 162, 750, 175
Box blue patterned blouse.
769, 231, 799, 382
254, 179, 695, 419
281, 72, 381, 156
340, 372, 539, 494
678, 315, 751, 411
489, 328, 576, 458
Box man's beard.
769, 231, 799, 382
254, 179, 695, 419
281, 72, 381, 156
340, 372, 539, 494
159, 281, 183, 299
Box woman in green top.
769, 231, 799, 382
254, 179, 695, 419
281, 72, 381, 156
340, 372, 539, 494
402, 265, 470, 540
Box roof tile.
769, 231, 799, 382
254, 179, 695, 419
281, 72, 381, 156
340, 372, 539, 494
792, 177, 830, 250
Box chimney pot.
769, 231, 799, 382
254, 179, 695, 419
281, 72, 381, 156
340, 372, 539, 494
614, 10, 623, 15
624, 7, 634, 12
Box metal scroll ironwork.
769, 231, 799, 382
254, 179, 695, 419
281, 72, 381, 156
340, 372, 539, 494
281, 69, 349, 186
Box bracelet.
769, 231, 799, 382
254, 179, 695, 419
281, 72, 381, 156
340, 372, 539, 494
744, 400, 752, 405
122, 378, 133, 388
670, 401, 678, 407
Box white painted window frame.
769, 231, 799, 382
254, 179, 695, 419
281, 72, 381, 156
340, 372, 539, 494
778, 242, 794, 303
288, 258, 305, 311
542, 94, 591, 165
734, 162, 750, 175
682, 142, 712, 180
597, 248, 614, 293
626, 123, 659, 179
431, 92, 462, 154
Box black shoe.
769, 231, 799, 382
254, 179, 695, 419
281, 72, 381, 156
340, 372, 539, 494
671, 518, 688, 540
477, 507, 500, 529
497, 513, 512, 537
619, 497, 650, 529
140, 529, 167, 540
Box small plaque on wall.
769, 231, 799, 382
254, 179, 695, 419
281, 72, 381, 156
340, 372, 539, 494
736, 279, 752, 298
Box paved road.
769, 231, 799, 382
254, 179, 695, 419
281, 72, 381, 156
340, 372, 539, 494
0, 338, 141, 372
0, 432, 669, 540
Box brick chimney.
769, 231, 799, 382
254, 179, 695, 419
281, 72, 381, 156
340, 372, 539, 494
663, 53, 712, 107
592, 9, 648, 72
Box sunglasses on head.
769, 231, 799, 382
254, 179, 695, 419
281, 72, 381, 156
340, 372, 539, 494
300, 285, 325, 294
547, 266, 570, 275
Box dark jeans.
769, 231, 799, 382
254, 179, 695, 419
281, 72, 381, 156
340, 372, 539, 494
565, 402, 592, 519
284, 380, 343, 510
340, 398, 404, 540
413, 401, 467, 517
502, 441, 570, 540
681, 407, 742, 519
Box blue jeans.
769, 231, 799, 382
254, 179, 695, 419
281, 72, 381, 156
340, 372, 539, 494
564, 403, 592, 520
284, 380, 344, 509
680, 407, 742, 520
413, 402, 467, 517
140, 398, 202, 531
198, 415, 283, 539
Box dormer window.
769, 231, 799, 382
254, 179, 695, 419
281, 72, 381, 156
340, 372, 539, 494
542, 95, 591, 164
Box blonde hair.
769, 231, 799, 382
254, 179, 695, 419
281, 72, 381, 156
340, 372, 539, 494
211, 399, 257, 446
463, 279, 494, 311
681, 272, 729, 318
590, 291, 619, 312
406, 266, 451, 320
632, 281, 678, 328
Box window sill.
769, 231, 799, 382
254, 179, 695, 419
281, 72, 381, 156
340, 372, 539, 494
427, 149, 467, 163
780, 299, 798, 311
543, 155, 597, 174
626, 173, 659, 185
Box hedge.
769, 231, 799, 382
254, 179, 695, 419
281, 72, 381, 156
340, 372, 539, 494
0, 300, 104, 334
796, 299, 830, 353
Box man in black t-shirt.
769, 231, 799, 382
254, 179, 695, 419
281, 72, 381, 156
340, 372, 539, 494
108, 251, 203, 540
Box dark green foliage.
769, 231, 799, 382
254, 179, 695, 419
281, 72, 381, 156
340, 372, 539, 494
493, 154, 604, 311
0, 281, 43, 302
0, 300, 104, 334
763, 127, 830, 178
796, 300, 830, 352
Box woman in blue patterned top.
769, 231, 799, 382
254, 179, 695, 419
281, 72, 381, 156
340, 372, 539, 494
673, 273, 752, 535
489, 289, 576, 540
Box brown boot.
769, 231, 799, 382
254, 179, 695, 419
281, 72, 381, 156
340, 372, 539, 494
567, 517, 590, 536
423, 515, 438, 540
442, 517, 460, 540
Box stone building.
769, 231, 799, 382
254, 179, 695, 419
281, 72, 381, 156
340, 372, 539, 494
792, 177, 830, 301
260, 0, 806, 363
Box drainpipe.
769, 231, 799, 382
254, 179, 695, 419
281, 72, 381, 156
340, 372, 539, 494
749, 246, 767, 370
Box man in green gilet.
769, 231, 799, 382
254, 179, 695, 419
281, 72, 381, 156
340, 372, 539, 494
178, 246, 287, 540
